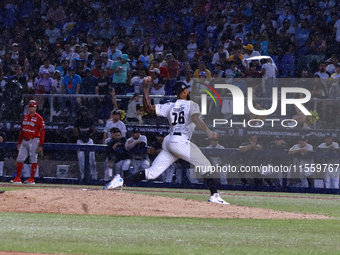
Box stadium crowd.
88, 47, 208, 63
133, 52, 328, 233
0, 0, 340, 124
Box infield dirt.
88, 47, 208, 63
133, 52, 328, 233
0, 188, 330, 219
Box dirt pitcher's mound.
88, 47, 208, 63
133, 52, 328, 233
0, 188, 329, 219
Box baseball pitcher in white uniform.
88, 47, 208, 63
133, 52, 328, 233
104, 77, 229, 204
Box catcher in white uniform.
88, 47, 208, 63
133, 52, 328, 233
104, 77, 229, 204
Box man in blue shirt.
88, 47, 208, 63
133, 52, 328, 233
62, 67, 81, 94
61, 67, 82, 117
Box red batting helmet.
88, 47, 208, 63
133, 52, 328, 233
28, 100, 37, 107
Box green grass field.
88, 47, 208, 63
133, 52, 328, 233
0, 185, 339, 255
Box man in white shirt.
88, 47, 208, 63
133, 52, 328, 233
242, 44, 260, 67
261, 58, 278, 98
212, 44, 230, 66
39, 59, 55, 75
102, 110, 127, 143
100, 52, 114, 70
314, 62, 330, 80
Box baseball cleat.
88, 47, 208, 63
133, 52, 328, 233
208, 193, 230, 205
10, 178, 22, 184
24, 178, 35, 184
103, 174, 124, 190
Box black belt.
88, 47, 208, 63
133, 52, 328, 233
173, 132, 181, 136
24, 137, 38, 141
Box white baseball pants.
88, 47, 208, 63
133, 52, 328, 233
145, 134, 211, 180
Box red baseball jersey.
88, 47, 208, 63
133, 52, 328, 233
18, 113, 45, 145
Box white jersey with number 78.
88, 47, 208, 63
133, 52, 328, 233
155, 99, 200, 138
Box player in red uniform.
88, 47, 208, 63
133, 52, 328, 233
11, 100, 45, 184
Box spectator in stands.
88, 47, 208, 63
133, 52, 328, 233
95, 67, 111, 95
299, 6, 313, 23
242, 44, 260, 67
310, 31, 327, 56
295, 19, 311, 51
135, 60, 149, 76
107, 43, 122, 61
125, 127, 150, 174
212, 44, 230, 66
227, 47, 244, 70
110, 53, 131, 95
45, 21, 61, 45
60, 66, 81, 117
278, 4, 296, 26
56, 59, 70, 78
99, 21, 115, 41
91, 59, 102, 78
80, 43, 92, 62
11, 43, 20, 63
61, 43, 74, 62
2, 51, 17, 75
105, 127, 131, 180
103, 110, 127, 143
46, 2, 66, 24
316, 134, 339, 189
130, 71, 144, 94
326, 54, 339, 75
138, 44, 154, 69
39, 58, 55, 76
186, 33, 198, 61
288, 136, 314, 188
261, 58, 278, 97
36, 69, 54, 94
100, 52, 113, 70
194, 61, 211, 79
73, 106, 97, 180
315, 61, 330, 80
154, 37, 166, 56
245, 62, 261, 78
181, 70, 194, 90
126, 93, 143, 123
149, 68, 165, 100
26, 69, 38, 94
150, 59, 170, 79
165, 53, 180, 79
13, 65, 28, 94
80, 68, 98, 95
79, 67, 97, 108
